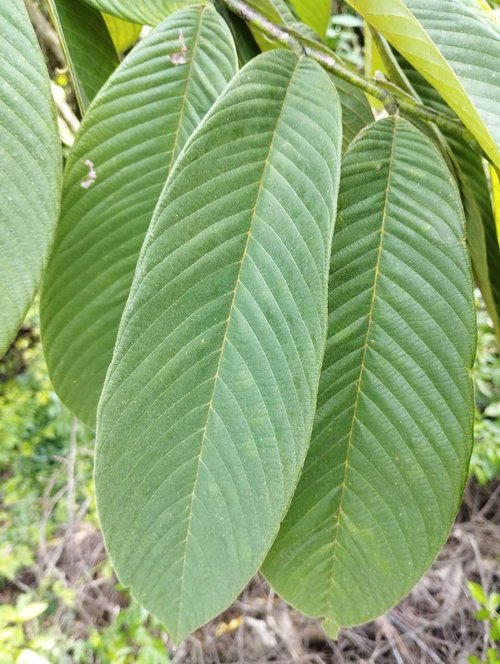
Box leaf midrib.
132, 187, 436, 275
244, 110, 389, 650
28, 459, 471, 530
166, 5, 205, 173
174, 58, 301, 638
325, 119, 398, 611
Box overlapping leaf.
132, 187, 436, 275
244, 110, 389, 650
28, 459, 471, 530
331, 72, 373, 151
243, 0, 296, 51
492, 167, 500, 246
95, 50, 342, 641
47, 0, 119, 112
245, 0, 373, 149
0, 0, 61, 357
263, 117, 475, 634
41, 5, 237, 427
211, 0, 260, 65
457, 146, 500, 339
103, 13, 142, 54
82, 0, 197, 25
288, 0, 330, 37
396, 53, 500, 338
347, 0, 500, 169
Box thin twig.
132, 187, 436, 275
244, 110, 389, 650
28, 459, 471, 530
222, 0, 479, 149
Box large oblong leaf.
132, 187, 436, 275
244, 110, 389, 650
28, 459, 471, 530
0, 0, 61, 356
263, 116, 475, 635
82, 0, 197, 25
41, 5, 237, 428
95, 50, 342, 641
347, 0, 500, 169
47, 0, 119, 112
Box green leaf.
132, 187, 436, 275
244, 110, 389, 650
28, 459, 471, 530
46, 0, 119, 112
243, 0, 296, 51
40, 5, 237, 428
82, 0, 198, 25
212, 0, 261, 65
288, 0, 330, 37
262, 116, 475, 630
243, 1, 373, 149
454, 143, 500, 340
15, 602, 48, 623
468, 581, 488, 606
245, 0, 296, 23
347, 0, 500, 169
492, 167, 500, 246
95, 50, 342, 641
102, 13, 142, 54
330, 72, 373, 152
364, 23, 386, 110
0, 0, 61, 357
395, 52, 500, 340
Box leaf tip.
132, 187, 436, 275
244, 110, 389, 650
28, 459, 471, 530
322, 617, 340, 641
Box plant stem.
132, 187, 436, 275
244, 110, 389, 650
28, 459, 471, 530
221, 0, 477, 146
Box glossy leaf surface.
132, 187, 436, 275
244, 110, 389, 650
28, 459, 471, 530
41, 6, 237, 427
0, 0, 61, 356
96, 51, 342, 641
263, 117, 475, 634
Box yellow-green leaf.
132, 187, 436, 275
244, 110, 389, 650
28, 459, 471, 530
103, 13, 142, 53
492, 166, 500, 247
288, 0, 330, 37
347, 0, 500, 169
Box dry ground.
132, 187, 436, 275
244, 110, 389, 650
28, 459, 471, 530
28, 479, 499, 664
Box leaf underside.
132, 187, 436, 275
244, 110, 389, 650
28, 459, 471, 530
82, 0, 198, 25
263, 117, 475, 631
348, 0, 500, 169
244, 1, 373, 150
397, 52, 500, 339
0, 0, 61, 357
41, 5, 238, 428
95, 50, 342, 642
47, 0, 119, 113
